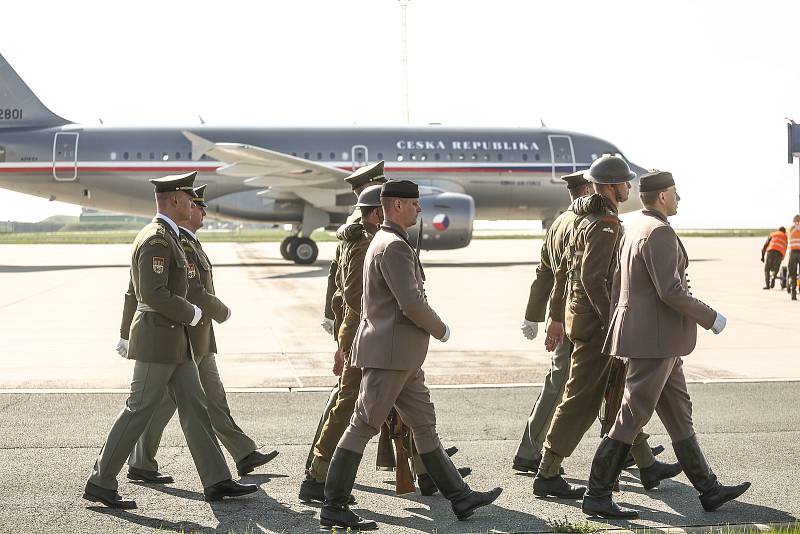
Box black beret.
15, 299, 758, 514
192, 184, 208, 207
381, 179, 419, 199
149, 171, 197, 194
345, 161, 387, 189
639, 170, 675, 193
561, 170, 590, 189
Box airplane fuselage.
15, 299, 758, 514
0, 125, 640, 225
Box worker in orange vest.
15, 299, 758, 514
789, 215, 800, 301
761, 227, 787, 289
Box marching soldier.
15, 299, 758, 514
308, 162, 387, 470
319, 180, 501, 530
84, 172, 256, 509
514, 170, 592, 473
301, 184, 384, 502
535, 156, 678, 499
119, 184, 278, 485
760, 226, 787, 289
788, 215, 800, 300
582, 171, 750, 518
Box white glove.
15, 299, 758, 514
440, 324, 450, 342
115, 338, 129, 358
224, 308, 232, 322
321, 317, 334, 335
711, 312, 726, 334
189, 304, 202, 327
521, 320, 539, 340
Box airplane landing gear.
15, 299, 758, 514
279, 235, 318, 264
292, 237, 318, 265
280, 236, 297, 260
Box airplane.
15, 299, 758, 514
0, 52, 646, 264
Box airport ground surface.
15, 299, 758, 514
0, 238, 798, 532
0, 237, 798, 389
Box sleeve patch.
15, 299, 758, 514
146, 237, 169, 247
152, 257, 165, 274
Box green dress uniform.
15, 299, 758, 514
88, 214, 230, 492
125, 227, 261, 473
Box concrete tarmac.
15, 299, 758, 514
0, 382, 797, 533
0, 237, 798, 389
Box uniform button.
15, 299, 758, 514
170, 325, 175, 329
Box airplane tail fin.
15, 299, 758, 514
0, 53, 71, 129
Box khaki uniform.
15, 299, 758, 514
89, 217, 229, 490
340, 221, 447, 456
309, 222, 376, 477
605, 210, 718, 444
515, 204, 581, 462
307, 217, 359, 470
126, 228, 257, 471
544, 195, 624, 458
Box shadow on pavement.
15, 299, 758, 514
89, 507, 210, 533
354, 480, 549, 532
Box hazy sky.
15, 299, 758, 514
1, 0, 799, 227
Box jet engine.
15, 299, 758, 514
408, 191, 475, 251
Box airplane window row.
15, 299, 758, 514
395, 153, 542, 162
108, 151, 201, 161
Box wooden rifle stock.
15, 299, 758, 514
600, 356, 628, 436
388, 408, 415, 495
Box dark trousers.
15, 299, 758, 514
789, 250, 800, 296
764, 250, 782, 286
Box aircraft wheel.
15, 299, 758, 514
280, 236, 298, 260
291, 237, 318, 265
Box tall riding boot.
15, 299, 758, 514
419, 445, 502, 520
582, 437, 639, 518
673, 435, 750, 512
320, 448, 377, 530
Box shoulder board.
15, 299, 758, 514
156, 224, 166, 236
145, 237, 170, 247
599, 215, 620, 224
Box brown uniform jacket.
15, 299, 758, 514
335, 221, 377, 353
549, 194, 622, 340
524, 204, 580, 322
351, 221, 446, 370
603, 209, 717, 358
122, 217, 196, 364
325, 217, 362, 340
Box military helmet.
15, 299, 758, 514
584, 154, 636, 184
354, 184, 382, 208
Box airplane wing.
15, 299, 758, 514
182, 131, 349, 190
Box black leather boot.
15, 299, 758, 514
581, 437, 639, 519
420, 445, 502, 520
418, 467, 471, 496
639, 459, 682, 490
319, 448, 377, 530
673, 435, 751, 512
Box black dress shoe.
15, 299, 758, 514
298, 476, 355, 504
236, 448, 279, 476
320, 505, 378, 530
418, 467, 471, 496
83, 481, 137, 509
532, 474, 586, 499
512, 455, 540, 473
445, 446, 458, 457
203, 479, 258, 501
127, 466, 174, 484
622, 444, 665, 469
